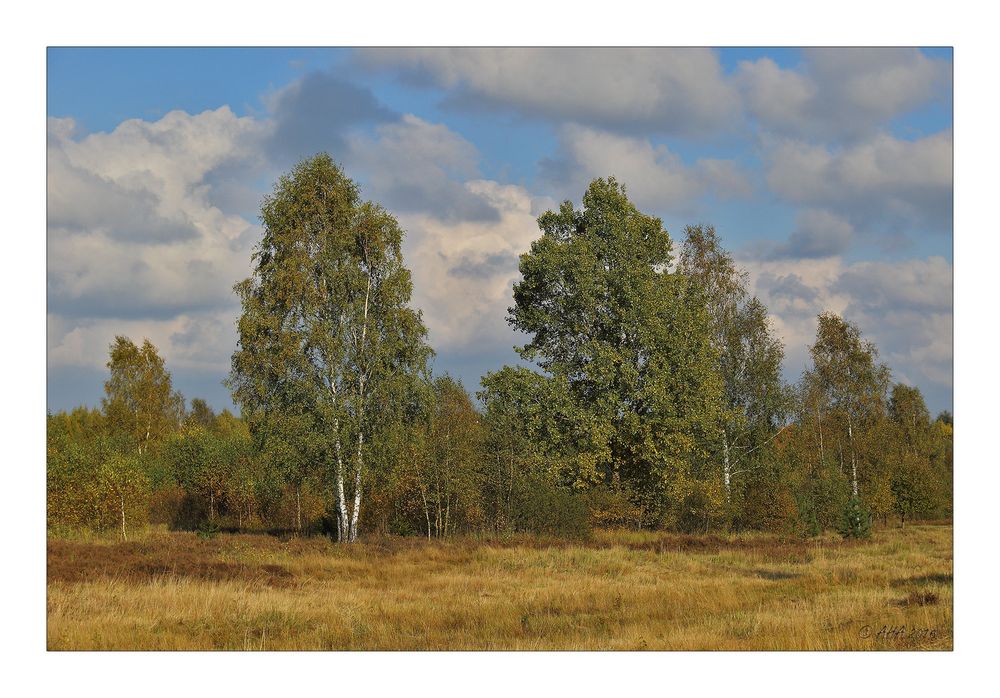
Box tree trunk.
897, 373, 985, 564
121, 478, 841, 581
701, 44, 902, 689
296, 485, 302, 533
331, 382, 350, 541
816, 403, 825, 469
120, 494, 127, 542
722, 432, 731, 501
335, 497, 342, 543
347, 265, 372, 544
847, 413, 858, 497
419, 481, 431, 539
444, 494, 451, 539
350, 457, 362, 542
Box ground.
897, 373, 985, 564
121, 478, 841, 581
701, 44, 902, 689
47, 524, 953, 650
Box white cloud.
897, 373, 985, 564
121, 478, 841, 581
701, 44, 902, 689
751, 208, 855, 260
47, 311, 237, 374
741, 254, 953, 401
738, 48, 950, 140
358, 48, 741, 136
399, 180, 552, 351
47, 107, 269, 371
541, 125, 751, 214
346, 114, 498, 222
764, 130, 952, 233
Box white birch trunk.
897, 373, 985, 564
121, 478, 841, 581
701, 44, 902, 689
120, 494, 127, 542
350, 432, 363, 542
848, 413, 858, 497
419, 482, 431, 539
722, 432, 731, 501
346, 264, 372, 544
331, 381, 350, 540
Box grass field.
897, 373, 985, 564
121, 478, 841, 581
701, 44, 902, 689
47, 524, 952, 650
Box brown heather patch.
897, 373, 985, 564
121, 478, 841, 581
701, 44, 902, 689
47, 524, 953, 650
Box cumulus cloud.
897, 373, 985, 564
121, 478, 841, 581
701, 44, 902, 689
752, 208, 855, 260
47, 107, 267, 374
265, 70, 395, 163
47, 102, 546, 391
540, 125, 752, 213
357, 48, 741, 137
399, 181, 553, 351
835, 256, 953, 314
742, 254, 953, 408
764, 129, 953, 234
346, 114, 499, 222
738, 48, 951, 140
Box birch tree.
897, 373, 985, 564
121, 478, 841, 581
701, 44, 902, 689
102, 336, 184, 456
413, 376, 483, 538
677, 225, 789, 503
803, 312, 890, 499
229, 154, 430, 542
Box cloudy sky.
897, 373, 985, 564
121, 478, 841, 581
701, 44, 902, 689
46, 47, 953, 415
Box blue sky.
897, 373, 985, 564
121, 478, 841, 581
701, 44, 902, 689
47, 47, 953, 415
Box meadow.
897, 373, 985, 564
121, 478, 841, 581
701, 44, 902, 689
47, 523, 952, 650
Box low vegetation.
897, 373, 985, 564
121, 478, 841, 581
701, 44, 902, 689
47, 523, 952, 650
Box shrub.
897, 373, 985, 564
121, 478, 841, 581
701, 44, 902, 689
837, 496, 873, 539
511, 476, 591, 538
585, 485, 644, 529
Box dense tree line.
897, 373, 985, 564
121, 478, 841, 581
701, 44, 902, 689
47, 156, 952, 540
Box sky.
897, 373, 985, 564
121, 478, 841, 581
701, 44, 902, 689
46, 47, 953, 416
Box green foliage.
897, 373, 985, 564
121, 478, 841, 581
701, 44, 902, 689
506, 473, 591, 538
837, 496, 873, 539
48, 402, 152, 535
584, 485, 645, 529
508, 178, 725, 519
890, 453, 942, 524
731, 462, 800, 534
678, 225, 791, 529
102, 336, 184, 456
228, 154, 432, 540
410, 375, 486, 537
796, 465, 851, 535
803, 313, 891, 498
196, 518, 221, 540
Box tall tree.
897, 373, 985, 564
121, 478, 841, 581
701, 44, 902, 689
889, 383, 931, 456
228, 154, 430, 542
803, 313, 890, 498
186, 398, 217, 431
413, 376, 484, 538
677, 224, 789, 503
102, 336, 184, 456
509, 177, 724, 524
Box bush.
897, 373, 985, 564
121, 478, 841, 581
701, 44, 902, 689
671, 480, 727, 534
196, 519, 220, 540
798, 500, 822, 537
511, 476, 591, 538
585, 485, 644, 529
837, 496, 873, 539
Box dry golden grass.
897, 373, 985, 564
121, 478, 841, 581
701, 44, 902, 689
47, 524, 952, 650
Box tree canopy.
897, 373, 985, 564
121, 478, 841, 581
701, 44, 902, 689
228, 153, 431, 541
